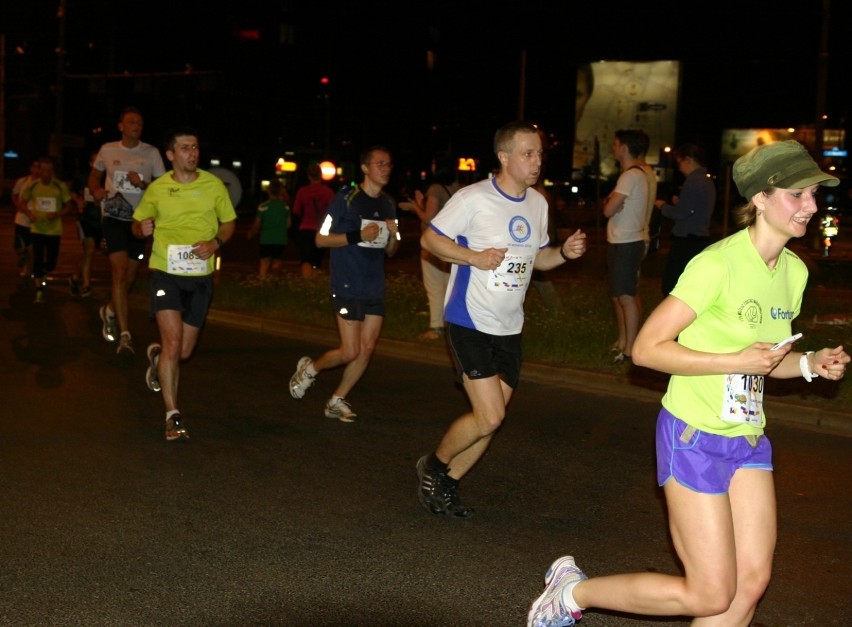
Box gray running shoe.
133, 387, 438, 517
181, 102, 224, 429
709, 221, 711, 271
99, 305, 117, 342
324, 397, 357, 422
289, 356, 315, 399
34, 288, 46, 304
165, 414, 190, 441
146, 343, 161, 392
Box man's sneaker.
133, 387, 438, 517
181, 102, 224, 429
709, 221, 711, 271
165, 414, 190, 441
324, 397, 357, 422
416, 456, 474, 518
68, 277, 81, 297
99, 305, 117, 342
117, 334, 135, 356
34, 289, 45, 304
80, 285, 92, 299
146, 343, 161, 392
289, 356, 315, 399
527, 556, 587, 627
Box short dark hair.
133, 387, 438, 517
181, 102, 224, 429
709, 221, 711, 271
431, 152, 457, 185
360, 145, 391, 166
675, 143, 706, 166
614, 129, 650, 158
164, 126, 199, 152
493, 120, 539, 157
119, 106, 142, 122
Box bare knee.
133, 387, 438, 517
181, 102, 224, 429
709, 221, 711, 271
684, 580, 737, 617
473, 408, 505, 435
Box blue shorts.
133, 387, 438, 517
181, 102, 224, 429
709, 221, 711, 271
656, 407, 773, 495
331, 296, 385, 321
446, 323, 521, 388
148, 270, 213, 329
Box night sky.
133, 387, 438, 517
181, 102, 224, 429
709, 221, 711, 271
3, 0, 850, 187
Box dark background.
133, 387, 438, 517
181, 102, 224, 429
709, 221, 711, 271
2, 0, 850, 204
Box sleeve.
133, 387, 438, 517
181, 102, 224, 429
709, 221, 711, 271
670, 249, 725, 316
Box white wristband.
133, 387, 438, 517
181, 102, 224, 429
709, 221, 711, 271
800, 351, 818, 382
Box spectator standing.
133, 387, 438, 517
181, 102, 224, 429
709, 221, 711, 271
655, 143, 716, 296
527, 140, 849, 627
415, 121, 587, 518
291, 163, 334, 278
603, 128, 655, 363
89, 106, 166, 356
411, 153, 461, 339
132, 127, 236, 441
247, 179, 290, 280
11, 160, 40, 278
21, 156, 74, 303
69, 151, 104, 298
288, 146, 400, 423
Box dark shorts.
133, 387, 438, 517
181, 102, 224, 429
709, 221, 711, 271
14, 225, 31, 250
77, 220, 104, 248
446, 322, 522, 388
607, 240, 646, 297
331, 296, 385, 321
148, 270, 213, 329
656, 407, 773, 495
259, 243, 285, 259
103, 216, 145, 259
298, 229, 324, 267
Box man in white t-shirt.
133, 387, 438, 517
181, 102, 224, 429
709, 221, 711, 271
11, 160, 40, 278
415, 121, 587, 518
89, 106, 166, 357
602, 128, 655, 363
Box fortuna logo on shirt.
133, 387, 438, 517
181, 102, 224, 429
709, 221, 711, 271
770, 306, 795, 320
509, 216, 532, 243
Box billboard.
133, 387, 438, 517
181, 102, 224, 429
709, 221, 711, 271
574, 60, 680, 180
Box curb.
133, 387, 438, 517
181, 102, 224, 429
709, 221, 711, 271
205, 309, 852, 438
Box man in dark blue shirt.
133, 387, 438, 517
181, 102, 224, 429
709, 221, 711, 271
288, 146, 400, 422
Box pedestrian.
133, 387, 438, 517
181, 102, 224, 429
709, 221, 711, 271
527, 140, 849, 627
89, 106, 166, 355
247, 178, 290, 280
291, 163, 334, 278
655, 143, 716, 296
415, 121, 587, 518
69, 151, 104, 298
21, 156, 74, 304
603, 128, 656, 363
11, 160, 40, 279
410, 152, 461, 339
288, 146, 400, 423
132, 126, 236, 441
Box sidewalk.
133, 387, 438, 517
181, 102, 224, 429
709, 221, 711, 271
204, 307, 852, 437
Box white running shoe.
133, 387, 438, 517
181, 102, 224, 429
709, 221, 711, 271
289, 356, 315, 399
324, 397, 356, 423
527, 555, 587, 627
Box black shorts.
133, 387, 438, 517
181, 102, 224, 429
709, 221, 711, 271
14, 225, 31, 250
103, 217, 145, 259
447, 322, 522, 388
607, 240, 646, 297
331, 296, 385, 321
148, 270, 213, 329
77, 220, 104, 248
259, 243, 285, 259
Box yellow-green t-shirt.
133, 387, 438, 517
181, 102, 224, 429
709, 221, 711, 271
23, 179, 71, 236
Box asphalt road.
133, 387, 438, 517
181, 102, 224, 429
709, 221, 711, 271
0, 216, 850, 626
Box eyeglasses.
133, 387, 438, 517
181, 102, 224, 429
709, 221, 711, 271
370, 161, 393, 169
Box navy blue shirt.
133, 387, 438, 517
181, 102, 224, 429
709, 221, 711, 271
325, 184, 396, 300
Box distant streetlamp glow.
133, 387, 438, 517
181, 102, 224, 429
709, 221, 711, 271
319, 161, 336, 181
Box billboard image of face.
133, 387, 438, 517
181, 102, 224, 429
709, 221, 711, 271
574, 60, 680, 179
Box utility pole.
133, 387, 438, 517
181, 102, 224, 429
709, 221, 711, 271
50, 0, 67, 173
815, 0, 830, 159
1, 34, 6, 189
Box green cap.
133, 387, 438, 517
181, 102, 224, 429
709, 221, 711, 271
732, 140, 839, 200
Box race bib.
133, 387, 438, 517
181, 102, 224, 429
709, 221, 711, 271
721, 373, 765, 425
487, 253, 534, 292
167, 244, 207, 274
357, 219, 390, 248
111, 170, 142, 195
36, 197, 58, 213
